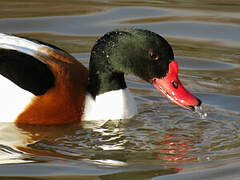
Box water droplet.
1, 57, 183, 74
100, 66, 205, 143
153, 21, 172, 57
194, 105, 207, 119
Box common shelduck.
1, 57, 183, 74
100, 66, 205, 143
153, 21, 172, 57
0, 29, 201, 124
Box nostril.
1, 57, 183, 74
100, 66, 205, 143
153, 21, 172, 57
172, 81, 178, 89
152, 78, 157, 84
197, 98, 202, 106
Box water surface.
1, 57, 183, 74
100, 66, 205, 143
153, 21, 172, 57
0, 0, 240, 179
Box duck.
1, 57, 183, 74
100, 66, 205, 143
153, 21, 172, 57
0, 28, 201, 125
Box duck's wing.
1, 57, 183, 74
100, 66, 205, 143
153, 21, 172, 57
0, 33, 57, 96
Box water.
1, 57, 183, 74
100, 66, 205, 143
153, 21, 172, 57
1, 0, 240, 179
194, 106, 207, 119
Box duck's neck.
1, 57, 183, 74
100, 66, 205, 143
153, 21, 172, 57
84, 31, 138, 121
82, 88, 137, 121
85, 65, 137, 121
87, 71, 127, 99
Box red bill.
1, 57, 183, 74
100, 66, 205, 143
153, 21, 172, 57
152, 60, 201, 111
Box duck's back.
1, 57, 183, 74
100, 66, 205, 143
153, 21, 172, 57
0, 34, 88, 124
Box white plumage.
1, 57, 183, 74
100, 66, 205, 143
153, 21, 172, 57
0, 74, 34, 122
82, 88, 137, 121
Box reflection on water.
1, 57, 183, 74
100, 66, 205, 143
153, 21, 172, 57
157, 134, 195, 162
0, 0, 240, 179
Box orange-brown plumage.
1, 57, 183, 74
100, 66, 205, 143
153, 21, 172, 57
16, 48, 88, 125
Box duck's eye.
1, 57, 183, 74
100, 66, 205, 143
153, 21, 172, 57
149, 51, 159, 61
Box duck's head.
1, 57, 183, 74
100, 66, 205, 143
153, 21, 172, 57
88, 28, 201, 111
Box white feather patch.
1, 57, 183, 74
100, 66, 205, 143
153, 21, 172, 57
0, 33, 49, 63
82, 88, 137, 121
0, 75, 34, 122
